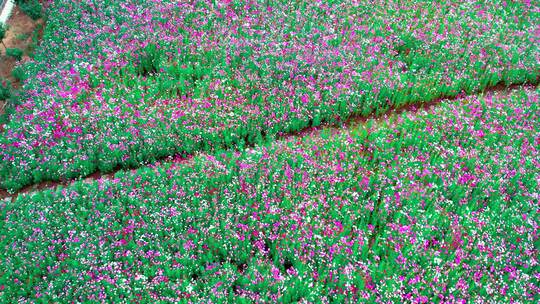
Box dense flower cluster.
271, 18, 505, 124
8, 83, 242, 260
1, 87, 538, 302
1, 0, 538, 190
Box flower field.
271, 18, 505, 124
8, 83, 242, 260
1, 87, 538, 302
1, 0, 539, 191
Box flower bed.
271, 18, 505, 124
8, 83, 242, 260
0, 0, 538, 191
1, 87, 538, 302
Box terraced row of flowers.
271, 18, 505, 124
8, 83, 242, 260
1, 0, 538, 191
1, 87, 537, 302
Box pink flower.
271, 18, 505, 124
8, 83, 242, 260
399, 225, 410, 234
183, 240, 195, 250
286, 267, 298, 276
271, 266, 283, 281
301, 94, 309, 105
285, 163, 293, 180
360, 176, 370, 190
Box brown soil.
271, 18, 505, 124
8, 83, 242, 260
0, 6, 43, 129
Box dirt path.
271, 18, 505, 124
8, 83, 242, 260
1, 80, 537, 202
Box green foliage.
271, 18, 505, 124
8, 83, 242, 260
15, 0, 43, 20
26, 23, 43, 57
6, 47, 23, 61
133, 43, 162, 77
0, 22, 7, 42
1, 87, 538, 302
1, 0, 539, 192
0, 78, 11, 100
11, 65, 26, 82
15, 33, 30, 41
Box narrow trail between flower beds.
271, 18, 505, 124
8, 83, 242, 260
1, 80, 537, 202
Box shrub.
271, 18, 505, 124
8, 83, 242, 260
15, 0, 43, 20
0, 78, 11, 100
26, 23, 43, 57
6, 48, 23, 61
0, 22, 7, 49
11, 65, 26, 81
